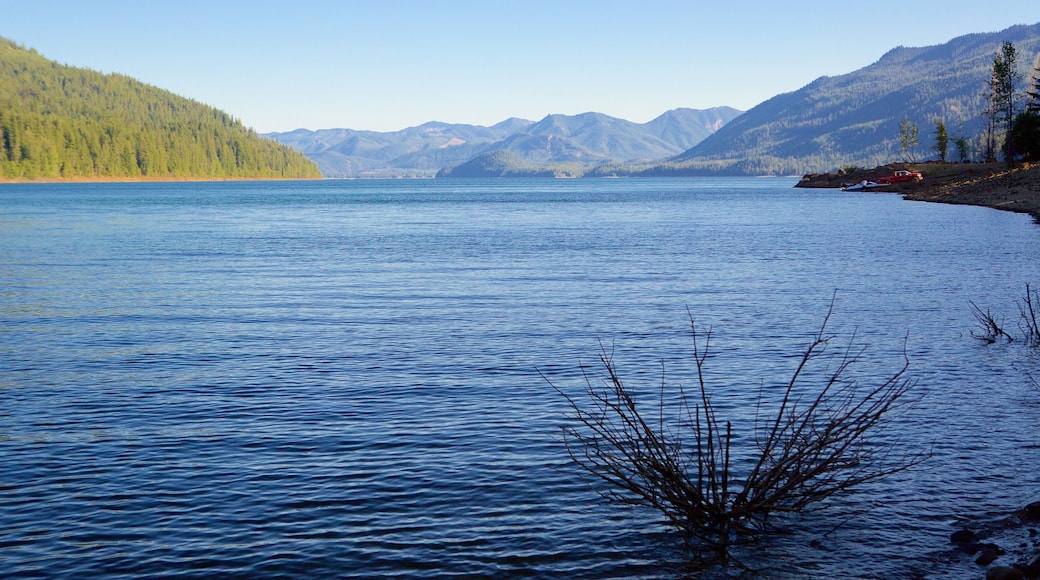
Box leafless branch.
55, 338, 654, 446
549, 299, 928, 562
1018, 283, 1040, 347
969, 300, 1014, 343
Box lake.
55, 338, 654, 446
2, 178, 1039, 578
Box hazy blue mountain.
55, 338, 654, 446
270, 22, 1040, 179
480, 108, 743, 163
664, 23, 1040, 175
434, 150, 559, 178
643, 107, 739, 149
266, 107, 741, 177
266, 119, 530, 177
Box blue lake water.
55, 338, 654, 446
2, 178, 1039, 578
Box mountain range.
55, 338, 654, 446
268, 22, 1040, 178
5, 21, 1039, 181
266, 108, 741, 178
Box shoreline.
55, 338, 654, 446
901, 162, 1040, 221
797, 161, 1040, 222
0, 175, 322, 184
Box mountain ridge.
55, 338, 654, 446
276, 22, 1040, 178
265, 107, 742, 178
8, 21, 1040, 180
666, 23, 1040, 175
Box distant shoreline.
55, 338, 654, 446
0, 175, 323, 184
5, 167, 1039, 223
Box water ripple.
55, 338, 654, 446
2, 179, 1040, 578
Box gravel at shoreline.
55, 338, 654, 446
797, 162, 1040, 221
902, 162, 1040, 221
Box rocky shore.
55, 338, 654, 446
797, 162, 1040, 221
945, 501, 1040, 579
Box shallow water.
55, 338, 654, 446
2, 178, 1038, 578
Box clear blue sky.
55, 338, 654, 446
1, 1, 1037, 133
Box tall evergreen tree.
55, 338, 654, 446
1010, 65, 1040, 160
932, 119, 948, 162
1028, 64, 1040, 114
989, 41, 1022, 167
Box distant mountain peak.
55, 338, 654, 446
268, 23, 1040, 178
266, 107, 742, 178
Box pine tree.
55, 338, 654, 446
933, 119, 948, 162
989, 41, 1022, 167
1028, 64, 1040, 114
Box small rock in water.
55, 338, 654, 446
951, 528, 978, 545
1020, 551, 1040, 578
986, 566, 1024, 580
975, 543, 1006, 566
1021, 502, 1040, 523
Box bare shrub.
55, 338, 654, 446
548, 300, 927, 562
969, 300, 1015, 343
1018, 283, 1040, 347
968, 284, 1040, 347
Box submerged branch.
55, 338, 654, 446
549, 299, 928, 561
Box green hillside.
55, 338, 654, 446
0, 37, 320, 180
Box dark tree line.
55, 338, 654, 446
0, 37, 321, 180
981, 40, 1040, 165
1011, 57, 1040, 162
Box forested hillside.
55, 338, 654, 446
0, 37, 320, 180
663, 23, 1040, 175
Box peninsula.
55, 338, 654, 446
797, 162, 1040, 221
